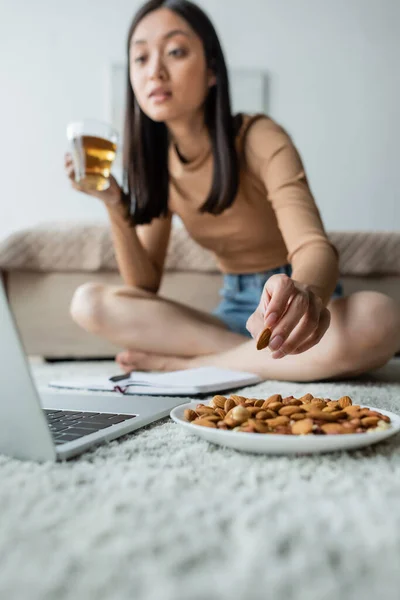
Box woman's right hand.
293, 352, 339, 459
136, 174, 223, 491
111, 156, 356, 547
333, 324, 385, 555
64, 152, 123, 208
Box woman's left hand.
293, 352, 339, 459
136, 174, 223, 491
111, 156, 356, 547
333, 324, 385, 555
246, 274, 331, 358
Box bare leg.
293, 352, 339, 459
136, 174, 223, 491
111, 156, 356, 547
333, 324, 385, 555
71, 284, 400, 382
186, 292, 400, 381
70, 282, 247, 357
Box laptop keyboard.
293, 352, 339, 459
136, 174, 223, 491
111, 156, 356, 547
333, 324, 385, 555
44, 410, 137, 445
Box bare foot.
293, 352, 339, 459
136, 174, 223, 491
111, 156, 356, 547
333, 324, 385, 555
115, 350, 191, 373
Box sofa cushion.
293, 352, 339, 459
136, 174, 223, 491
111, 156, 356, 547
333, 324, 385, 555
1, 222, 400, 276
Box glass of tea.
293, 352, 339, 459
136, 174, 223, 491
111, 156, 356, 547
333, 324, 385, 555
66, 119, 118, 191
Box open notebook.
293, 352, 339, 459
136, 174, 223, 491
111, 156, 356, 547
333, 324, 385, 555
48, 367, 262, 396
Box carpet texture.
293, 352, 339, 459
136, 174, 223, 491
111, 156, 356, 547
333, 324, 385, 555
1, 359, 400, 600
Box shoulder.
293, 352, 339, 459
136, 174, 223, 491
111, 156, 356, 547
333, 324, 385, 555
238, 114, 293, 161
236, 114, 302, 179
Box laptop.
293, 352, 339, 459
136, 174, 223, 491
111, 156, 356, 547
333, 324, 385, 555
0, 280, 187, 462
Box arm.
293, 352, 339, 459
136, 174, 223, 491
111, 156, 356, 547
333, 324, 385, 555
106, 203, 172, 293
245, 118, 339, 306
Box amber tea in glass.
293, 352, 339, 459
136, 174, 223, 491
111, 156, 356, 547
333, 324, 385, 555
67, 120, 118, 191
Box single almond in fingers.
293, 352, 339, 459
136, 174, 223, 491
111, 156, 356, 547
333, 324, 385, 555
256, 326, 272, 350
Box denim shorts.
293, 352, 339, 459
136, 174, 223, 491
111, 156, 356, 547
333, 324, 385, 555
212, 264, 344, 337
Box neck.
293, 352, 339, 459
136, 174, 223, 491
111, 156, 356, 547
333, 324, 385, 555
166, 110, 210, 163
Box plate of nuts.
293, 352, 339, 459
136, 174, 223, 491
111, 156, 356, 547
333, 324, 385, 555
170, 393, 400, 454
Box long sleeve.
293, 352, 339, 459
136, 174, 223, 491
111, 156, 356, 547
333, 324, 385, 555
245, 117, 339, 305
105, 203, 172, 292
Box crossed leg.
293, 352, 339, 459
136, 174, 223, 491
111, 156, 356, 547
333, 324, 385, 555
70, 282, 400, 382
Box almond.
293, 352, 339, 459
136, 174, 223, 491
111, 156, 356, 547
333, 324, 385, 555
367, 411, 389, 422
248, 419, 270, 433
321, 423, 346, 434
215, 408, 226, 419
348, 418, 361, 427
341, 422, 358, 433
343, 405, 361, 414
338, 396, 353, 408
279, 405, 304, 416
359, 408, 374, 417
361, 416, 380, 427
184, 409, 197, 422
211, 395, 228, 409
256, 410, 276, 420
230, 394, 247, 405
268, 401, 284, 412
290, 412, 308, 421
201, 415, 220, 423
274, 426, 292, 435
263, 394, 283, 407
266, 416, 290, 427
224, 398, 236, 413
306, 410, 346, 422
282, 396, 295, 404
231, 405, 251, 424
195, 406, 216, 416
310, 400, 327, 409
377, 414, 391, 423
246, 407, 263, 416
299, 393, 314, 403
256, 326, 272, 350
192, 418, 217, 428
282, 398, 303, 406
291, 418, 314, 435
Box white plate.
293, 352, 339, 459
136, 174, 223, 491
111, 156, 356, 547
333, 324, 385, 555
170, 402, 400, 455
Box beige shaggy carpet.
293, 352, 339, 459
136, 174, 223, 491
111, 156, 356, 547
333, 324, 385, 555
0, 358, 400, 600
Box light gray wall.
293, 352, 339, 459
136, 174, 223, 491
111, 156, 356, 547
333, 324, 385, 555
0, 0, 399, 241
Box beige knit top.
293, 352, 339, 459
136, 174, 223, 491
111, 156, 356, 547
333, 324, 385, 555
167, 114, 339, 303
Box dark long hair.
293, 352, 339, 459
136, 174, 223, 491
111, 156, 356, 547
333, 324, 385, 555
122, 0, 240, 225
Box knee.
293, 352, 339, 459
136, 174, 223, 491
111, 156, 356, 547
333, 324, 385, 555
70, 282, 107, 333
365, 294, 400, 355
346, 293, 400, 372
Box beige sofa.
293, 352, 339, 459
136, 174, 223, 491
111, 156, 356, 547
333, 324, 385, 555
1, 223, 400, 359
